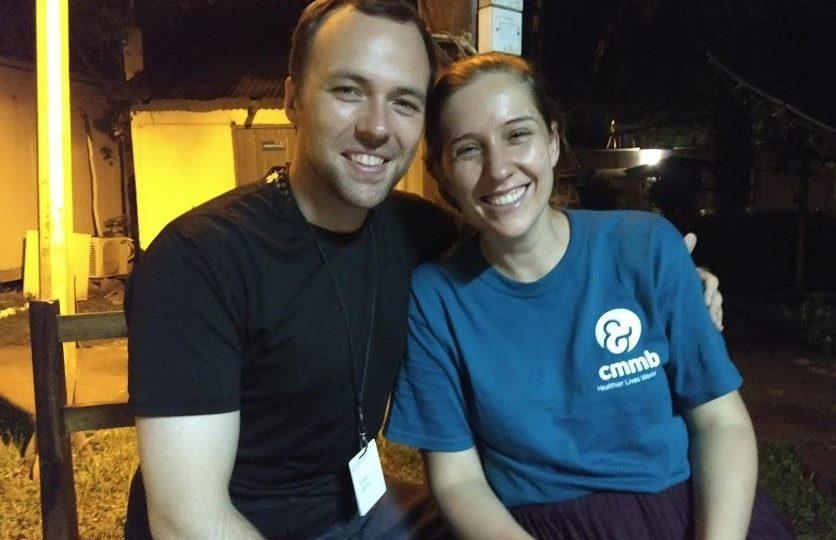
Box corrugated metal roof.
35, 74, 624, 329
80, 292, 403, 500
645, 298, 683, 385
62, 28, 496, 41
117, 41, 288, 103
119, 64, 285, 103
117, 1, 300, 103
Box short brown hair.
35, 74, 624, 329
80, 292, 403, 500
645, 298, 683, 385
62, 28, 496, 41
288, 0, 437, 90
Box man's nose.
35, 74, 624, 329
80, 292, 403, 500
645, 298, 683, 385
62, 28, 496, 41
355, 98, 390, 147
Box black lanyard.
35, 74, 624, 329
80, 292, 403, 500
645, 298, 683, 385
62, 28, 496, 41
274, 166, 378, 451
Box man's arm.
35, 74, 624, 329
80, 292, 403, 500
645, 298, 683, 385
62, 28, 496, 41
137, 411, 265, 540
684, 391, 758, 540
424, 448, 533, 540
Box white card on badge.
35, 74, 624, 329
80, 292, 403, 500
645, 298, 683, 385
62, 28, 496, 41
348, 438, 387, 516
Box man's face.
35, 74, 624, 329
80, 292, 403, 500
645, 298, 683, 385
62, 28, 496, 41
285, 6, 431, 210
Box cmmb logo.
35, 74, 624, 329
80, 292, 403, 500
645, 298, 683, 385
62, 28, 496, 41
594, 308, 641, 355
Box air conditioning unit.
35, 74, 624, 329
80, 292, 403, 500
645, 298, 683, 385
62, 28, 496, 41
89, 237, 133, 278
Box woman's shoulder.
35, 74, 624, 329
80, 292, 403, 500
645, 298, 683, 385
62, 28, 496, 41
568, 208, 667, 235
569, 209, 682, 249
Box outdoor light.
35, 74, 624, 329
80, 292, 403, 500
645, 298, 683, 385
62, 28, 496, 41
638, 148, 665, 167
36, 0, 73, 304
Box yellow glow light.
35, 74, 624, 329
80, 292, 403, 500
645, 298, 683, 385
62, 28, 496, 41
36, 0, 73, 307
638, 148, 665, 167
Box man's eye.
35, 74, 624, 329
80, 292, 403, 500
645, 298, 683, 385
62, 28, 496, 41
394, 99, 421, 115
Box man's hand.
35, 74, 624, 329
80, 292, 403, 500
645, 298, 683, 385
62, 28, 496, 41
684, 233, 724, 331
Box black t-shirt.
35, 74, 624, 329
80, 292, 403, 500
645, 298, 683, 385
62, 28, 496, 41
125, 178, 457, 538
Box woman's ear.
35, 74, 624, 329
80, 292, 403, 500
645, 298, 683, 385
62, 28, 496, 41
549, 121, 560, 168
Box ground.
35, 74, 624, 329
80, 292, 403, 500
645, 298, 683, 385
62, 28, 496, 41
0, 287, 834, 538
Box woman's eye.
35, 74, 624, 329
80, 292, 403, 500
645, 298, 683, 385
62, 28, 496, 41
508, 129, 531, 142
454, 145, 480, 159
333, 86, 362, 100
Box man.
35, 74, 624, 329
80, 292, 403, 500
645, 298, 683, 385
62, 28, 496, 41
125, 1, 722, 538
126, 2, 456, 538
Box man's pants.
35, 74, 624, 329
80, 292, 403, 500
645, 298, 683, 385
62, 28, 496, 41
313, 478, 452, 540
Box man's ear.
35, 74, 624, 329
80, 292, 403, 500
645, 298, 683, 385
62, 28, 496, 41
549, 121, 560, 168
284, 76, 299, 124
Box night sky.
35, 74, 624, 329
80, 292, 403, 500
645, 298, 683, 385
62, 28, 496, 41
0, 0, 833, 147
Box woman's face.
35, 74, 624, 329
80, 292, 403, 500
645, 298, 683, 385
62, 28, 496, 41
438, 71, 558, 241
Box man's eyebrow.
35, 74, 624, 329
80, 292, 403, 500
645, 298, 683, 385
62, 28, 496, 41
393, 86, 426, 102
327, 69, 366, 83
327, 70, 426, 102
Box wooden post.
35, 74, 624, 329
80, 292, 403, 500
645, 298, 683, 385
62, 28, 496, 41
419, 0, 477, 37
29, 300, 80, 540
36, 0, 77, 399
522, 0, 543, 67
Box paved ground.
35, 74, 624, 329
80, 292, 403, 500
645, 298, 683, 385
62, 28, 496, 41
0, 304, 833, 495
0, 342, 127, 446
724, 307, 836, 498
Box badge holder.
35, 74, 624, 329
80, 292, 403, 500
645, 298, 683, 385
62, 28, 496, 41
348, 434, 386, 516
285, 165, 386, 517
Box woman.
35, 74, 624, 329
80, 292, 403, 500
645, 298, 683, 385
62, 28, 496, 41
385, 53, 792, 539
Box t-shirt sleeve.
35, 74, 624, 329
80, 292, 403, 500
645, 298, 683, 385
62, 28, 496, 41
384, 267, 475, 451
653, 217, 742, 409
127, 225, 244, 417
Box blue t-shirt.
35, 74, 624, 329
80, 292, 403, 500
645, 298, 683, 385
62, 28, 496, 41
385, 209, 742, 507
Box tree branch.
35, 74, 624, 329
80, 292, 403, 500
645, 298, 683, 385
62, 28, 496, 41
704, 51, 836, 136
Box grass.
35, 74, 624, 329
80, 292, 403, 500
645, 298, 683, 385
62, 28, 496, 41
0, 428, 138, 539
1, 433, 833, 539
378, 438, 426, 484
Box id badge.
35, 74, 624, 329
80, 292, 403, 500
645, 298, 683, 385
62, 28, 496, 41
348, 439, 387, 516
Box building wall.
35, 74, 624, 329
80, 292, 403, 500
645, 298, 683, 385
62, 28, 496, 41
130, 103, 290, 248
0, 57, 123, 281
131, 101, 429, 248
751, 149, 835, 212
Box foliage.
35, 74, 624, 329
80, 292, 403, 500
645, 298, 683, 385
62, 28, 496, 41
575, 174, 627, 210
634, 121, 712, 149
759, 443, 836, 538
646, 159, 703, 231
780, 294, 835, 355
